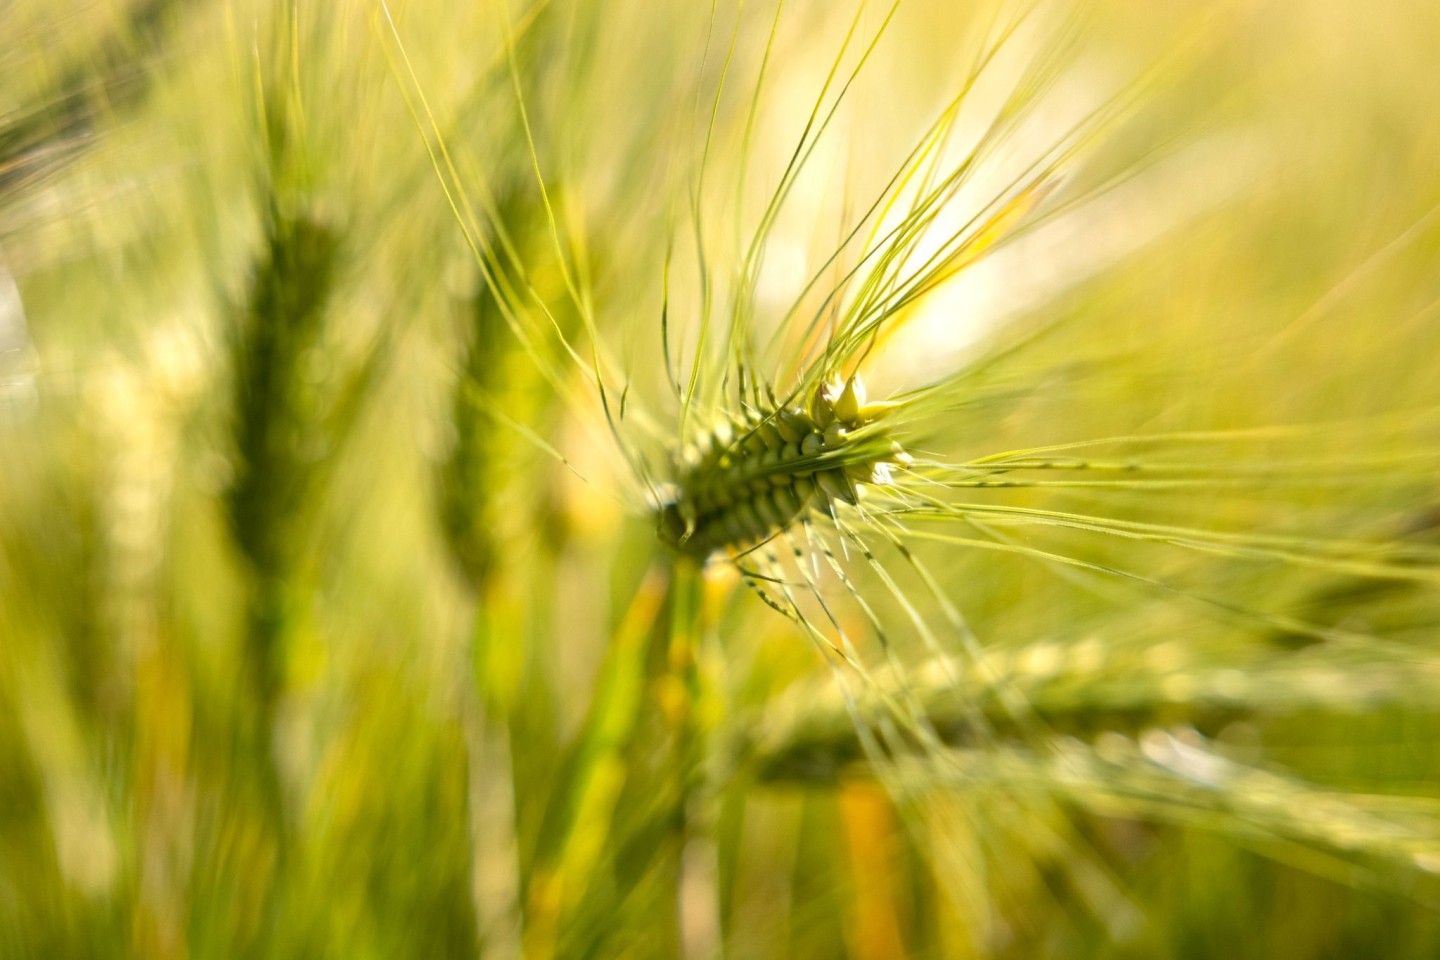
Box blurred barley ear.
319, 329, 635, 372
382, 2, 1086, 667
1, 0, 186, 217
439, 276, 507, 589
435, 171, 611, 953
437, 206, 528, 957
221, 196, 388, 879
438, 185, 551, 592
226, 208, 338, 712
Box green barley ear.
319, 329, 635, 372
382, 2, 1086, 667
220, 204, 343, 853
657, 372, 908, 558
436, 178, 585, 590
226, 210, 339, 583
438, 254, 507, 589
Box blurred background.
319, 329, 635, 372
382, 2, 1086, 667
3, 0, 1440, 957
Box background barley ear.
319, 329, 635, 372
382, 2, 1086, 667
223, 204, 341, 822
0, 0, 178, 201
